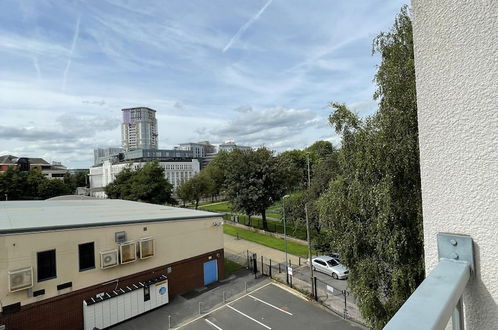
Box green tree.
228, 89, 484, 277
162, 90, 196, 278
105, 161, 173, 204
305, 140, 334, 160
203, 151, 230, 198
276, 150, 307, 193
37, 179, 71, 199
105, 166, 134, 199
224, 148, 285, 230
175, 172, 214, 209
318, 7, 423, 329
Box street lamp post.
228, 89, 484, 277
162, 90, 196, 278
282, 194, 290, 284
305, 152, 315, 297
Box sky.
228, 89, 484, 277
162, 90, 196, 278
0, 0, 408, 168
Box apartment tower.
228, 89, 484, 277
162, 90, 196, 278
121, 107, 158, 151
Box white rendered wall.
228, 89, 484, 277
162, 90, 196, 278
412, 1, 498, 328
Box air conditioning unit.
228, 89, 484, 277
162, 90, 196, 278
139, 237, 154, 259
100, 250, 119, 269
120, 241, 137, 264
8, 267, 33, 292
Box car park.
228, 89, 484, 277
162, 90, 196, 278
312, 256, 349, 279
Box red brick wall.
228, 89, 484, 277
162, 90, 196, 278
0, 249, 224, 330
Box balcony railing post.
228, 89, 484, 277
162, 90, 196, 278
384, 233, 474, 330
452, 297, 464, 330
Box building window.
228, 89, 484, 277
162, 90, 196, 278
79, 242, 95, 271
37, 250, 56, 282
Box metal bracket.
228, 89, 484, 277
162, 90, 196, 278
437, 233, 475, 275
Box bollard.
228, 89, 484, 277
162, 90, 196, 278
269, 259, 272, 278
299, 257, 301, 266
223, 291, 226, 303
245, 281, 247, 293
168, 315, 171, 329
278, 263, 281, 273
199, 302, 202, 315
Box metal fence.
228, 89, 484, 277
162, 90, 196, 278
234, 249, 366, 326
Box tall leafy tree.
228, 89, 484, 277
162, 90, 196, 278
224, 148, 285, 230
105, 161, 174, 204
175, 172, 214, 209
319, 7, 423, 329
275, 150, 307, 193
203, 151, 230, 198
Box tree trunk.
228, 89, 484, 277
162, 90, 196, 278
195, 199, 199, 209
262, 210, 268, 231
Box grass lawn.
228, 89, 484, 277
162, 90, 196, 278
199, 201, 232, 213
223, 224, 310, 258
224, 258, 244, 277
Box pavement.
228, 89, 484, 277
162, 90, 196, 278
178, 283, 363, 330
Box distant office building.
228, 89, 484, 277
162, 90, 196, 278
121, 107, 158, 151
89, 159, 200, 198
177, 141, 216, 159
93, 147, 124, 166
123, 149, 192, 162
0, 155, 68, 179
218, 141, 252, 153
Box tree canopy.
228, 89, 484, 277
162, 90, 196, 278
0, 167, 85, 200
224, 148, 285, 230
318, 6, 423, 329
105, 161, 174, 204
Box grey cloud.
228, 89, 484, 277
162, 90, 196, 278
56, 113, 120, 135
0, 125, 75, 142
211, 106, 327, 150
216, 107, 318, 137
82, 100, 106, 106
233, 105, 253, 113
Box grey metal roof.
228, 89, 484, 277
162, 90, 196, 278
0, 199, 221, 234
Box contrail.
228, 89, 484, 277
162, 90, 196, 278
62, 14, 81, 92
32, 56, 41, 80
222, 0, 272, 53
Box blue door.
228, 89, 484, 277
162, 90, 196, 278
203, 260, 218, 285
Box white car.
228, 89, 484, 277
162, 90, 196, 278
312, 256, 349, 280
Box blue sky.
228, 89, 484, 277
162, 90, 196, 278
0, 0, 408, 168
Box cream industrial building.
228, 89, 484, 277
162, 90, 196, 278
0, 199, 224, 330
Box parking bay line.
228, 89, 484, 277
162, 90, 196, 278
226, 305, 272, 329
205, 319, 223, 330
175, 282, 273, 329
248, 294, 293, 316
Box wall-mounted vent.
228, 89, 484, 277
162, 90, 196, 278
100, 250, 119, 269
8, 267, 33, 292
139, 237, 154, 259
120, 241, 137, 264
115, 231, 127, 243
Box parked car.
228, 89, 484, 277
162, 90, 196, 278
312, 256, 349, 279
326, 252, 341, 262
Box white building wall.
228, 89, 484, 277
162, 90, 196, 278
412, 1, 498, 328
89, 160, 200, 198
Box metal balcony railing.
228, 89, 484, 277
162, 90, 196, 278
384, 233, 474, 330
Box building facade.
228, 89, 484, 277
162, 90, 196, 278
0, 199, 224, 330
410, 1, 498, 328
89, 159, 200, 198
121, 107, 158, 151
218, 141, 252, 153
0, 155, 68, 180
